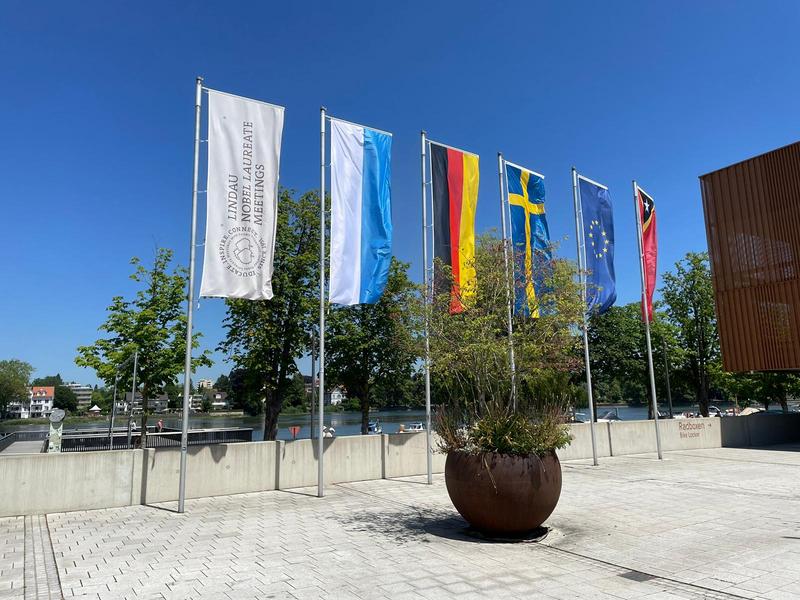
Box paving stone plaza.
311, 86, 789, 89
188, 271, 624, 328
3, 444, 800, 599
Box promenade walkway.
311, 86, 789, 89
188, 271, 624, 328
1, 442, 44, 455
2, 444, 800, 599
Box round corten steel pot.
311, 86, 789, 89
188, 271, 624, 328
444, 450, 562, 535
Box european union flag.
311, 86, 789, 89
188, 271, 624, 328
506, 163, 551, 317
579, 177, 616, 314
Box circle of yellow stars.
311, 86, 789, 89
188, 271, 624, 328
588, 220, 610, 259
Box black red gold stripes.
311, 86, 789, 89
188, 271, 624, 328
430, 142, 479, 312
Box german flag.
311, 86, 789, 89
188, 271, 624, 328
430, 141, 479, 313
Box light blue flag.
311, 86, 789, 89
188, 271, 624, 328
330, 119, 392, 305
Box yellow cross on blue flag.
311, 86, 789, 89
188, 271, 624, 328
506, 163, 551, 317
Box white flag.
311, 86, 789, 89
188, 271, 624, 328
200, 90, 284, 300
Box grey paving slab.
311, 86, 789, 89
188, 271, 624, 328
2, 441, 45, 455
21, 515, 61, 600
4, 444, 800, 598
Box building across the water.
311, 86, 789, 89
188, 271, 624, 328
700, 141, 800, 371
193, 390, 230, 411
325, 386, 346, 406
64, 381, 93, 412
6, 386, 55, 419
118, 392, 169, 415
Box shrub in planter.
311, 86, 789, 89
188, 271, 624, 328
428, 236, 584, 535
436, 383, 575, 534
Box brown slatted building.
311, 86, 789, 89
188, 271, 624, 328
700, 141, 800, 372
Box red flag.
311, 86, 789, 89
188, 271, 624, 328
637, 188, 657, 322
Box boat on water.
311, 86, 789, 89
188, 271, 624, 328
573, 408, 622, 422
597, 408, 622, 422
406, 422, 424, 432
367, 420, 382, 434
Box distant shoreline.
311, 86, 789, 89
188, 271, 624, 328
0, 411, 247, 426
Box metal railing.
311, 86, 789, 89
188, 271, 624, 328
0, 430, 49, 453
0, 432, 14, 452
12, 430, 49, 441
58, 427, 253, 452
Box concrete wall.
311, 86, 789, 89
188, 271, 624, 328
278, 436, 383, 489
137, 442, 280, 505
557, 422, 612, 461
0, 433, 430, 517
2, 415, 798, 517
721, 413, 800, 447
605, 418, 723, 456
383, 432, 446, 478
0, 449, 141, 516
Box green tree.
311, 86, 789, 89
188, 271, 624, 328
0, 359, 34, 416
201, 397, 213, 413
91, 386, 114, 413
326, 258, 419, 435
588, 303, 647, 406
723, 372, 800, 412
76, 248, 211, 447
163, 381, 183, 410
31, 374, 63, 387
53, 385, 78, 412
283, 373, 307, 410
429, 236, 582, 455
227, 367, 263, 415
213, 374, 231, 394
218, 190, 320, 440
429, 236, 583, 410
660, 252, 719, 416
588, 303, 686, 417
372, 369, 423, 409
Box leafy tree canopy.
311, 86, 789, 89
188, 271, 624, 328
326, 258, 420, 434
53, 385, 78, 412
219, 189, 319, 439
429, 236, 582, 455
0, 359, 34, 414
213, 373, 231, 394
31, 374, 64, 387
660, 252, 718, 416
76, 248, 211, 445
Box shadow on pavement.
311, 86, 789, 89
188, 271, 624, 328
334, 505, 474, 544
334, 504, 550, 545
143, 503, 180, 514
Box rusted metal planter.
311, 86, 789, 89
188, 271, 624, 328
444, 450, 562, 535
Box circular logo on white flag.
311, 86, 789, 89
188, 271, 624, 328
219, 226, 267, 277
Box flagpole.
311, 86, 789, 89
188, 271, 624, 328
572, 168, 598, 466
127, 350, 138, 449
108, 374, 118, 449
178, 76, 203, 513
663, 336, 674, 419
497, 153, 517, 410
633, 181, 663, 460
421, 131, 433, 485
318, 107, 327, 497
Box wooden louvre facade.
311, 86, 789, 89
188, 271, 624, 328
700, 141, 800, 372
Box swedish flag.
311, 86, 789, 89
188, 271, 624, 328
506, 163, 551, 317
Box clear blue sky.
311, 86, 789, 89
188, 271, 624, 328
2, 1, 798, 386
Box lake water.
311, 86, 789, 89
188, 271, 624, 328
0, 404, 727, 440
